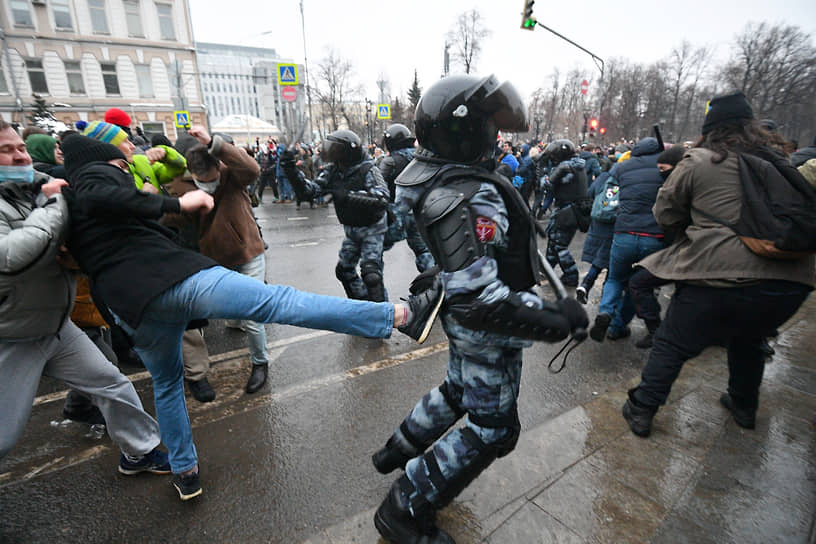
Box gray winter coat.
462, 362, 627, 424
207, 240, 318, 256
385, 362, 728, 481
0, 182, 76, 340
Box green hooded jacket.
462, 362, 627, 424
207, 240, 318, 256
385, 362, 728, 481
129, 145, 187, 190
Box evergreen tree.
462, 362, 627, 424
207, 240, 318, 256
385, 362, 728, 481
391, 96, 407, 126
28, 94, 57, 129
408, 70, 422, 111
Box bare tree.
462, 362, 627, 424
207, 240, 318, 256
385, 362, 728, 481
662, 41, 707, 141
721, 22, 816, 143
529, 21, 815, 145
446, 9, 490, 74
313, 48, 363, 132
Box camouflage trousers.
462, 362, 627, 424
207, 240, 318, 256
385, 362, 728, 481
545, 208, 579, 282
388, 314, 523, 506
336, 216, 387, 301
383, 204, 435, 273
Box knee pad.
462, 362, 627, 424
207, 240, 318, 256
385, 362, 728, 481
422, 426, 498, 508
360, 260, 383, 286
469, 407, 521, 458
361, 260, 385, 301
335, 263, 355, 281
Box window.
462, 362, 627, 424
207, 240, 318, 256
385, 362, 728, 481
134, 64, 153, 97
156, 3, 175, 40
52, 0, 74, 30
123, 0, 143, 37
141, 121, 164, 135
64, 61, 85, 95
100, 62, 120, 95
10, 0, 33, 26
88, 0, 109, 34
26, 60, 49, 94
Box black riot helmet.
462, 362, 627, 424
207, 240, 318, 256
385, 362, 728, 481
413, 74, 528, 164
544, 139, 576, 164
322, 129, 363, 167
382, 123, 414, 152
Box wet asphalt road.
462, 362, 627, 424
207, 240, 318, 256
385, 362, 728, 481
1, 202, 660, 543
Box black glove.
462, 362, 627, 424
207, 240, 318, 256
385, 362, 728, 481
557, 298, 589, 336
409, 266, 441, 295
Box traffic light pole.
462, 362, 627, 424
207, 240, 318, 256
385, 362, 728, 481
534, 21, 604, 79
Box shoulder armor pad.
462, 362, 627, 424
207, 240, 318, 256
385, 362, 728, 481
422, 184, 471, 226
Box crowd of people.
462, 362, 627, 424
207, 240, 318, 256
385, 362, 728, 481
1, 81, 814, 544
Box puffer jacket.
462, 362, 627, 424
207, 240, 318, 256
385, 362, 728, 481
612, 137, 664, 236
129, 145, 187, 191
0, 181, 76, 340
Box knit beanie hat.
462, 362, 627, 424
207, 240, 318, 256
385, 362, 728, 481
62, 133, 127, 177
74, 120, 87, 131
702, 91, 753, 135
83, 121, 128, 147
25, 133, 58, 164
104, 107, 132, 128
657, 145, 687, 167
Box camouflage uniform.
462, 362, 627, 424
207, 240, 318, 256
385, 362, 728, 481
382, 148, 435, 272
544, 156, 587, 285
387, 179, 548, 506
316, 161, 390, 302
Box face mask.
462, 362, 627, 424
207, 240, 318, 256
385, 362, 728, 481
193, 178, 220, 194
660, 169, 673, 181
0, 164, 35, 184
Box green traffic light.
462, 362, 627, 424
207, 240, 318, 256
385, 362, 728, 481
523, 18, 535, 28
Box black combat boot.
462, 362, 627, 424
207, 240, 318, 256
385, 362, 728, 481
374, 476, 454, 544
719, 393, 756, 429
372, 436, 414, 474
622, 389, 658, 437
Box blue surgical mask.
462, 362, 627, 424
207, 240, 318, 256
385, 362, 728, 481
0, 164, 35, 184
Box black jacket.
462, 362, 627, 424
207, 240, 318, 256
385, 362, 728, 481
64, 161, 216, 328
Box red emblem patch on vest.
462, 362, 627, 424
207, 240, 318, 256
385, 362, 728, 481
475, 217, 497, 242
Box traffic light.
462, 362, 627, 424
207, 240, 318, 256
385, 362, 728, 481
589, 118, 598, 130
599, 127, 606, 135
521, 0, 535, 30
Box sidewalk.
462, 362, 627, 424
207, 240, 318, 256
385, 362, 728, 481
306, 295, 816, 544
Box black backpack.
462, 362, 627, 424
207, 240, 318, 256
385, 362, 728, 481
716, 150, 816, 259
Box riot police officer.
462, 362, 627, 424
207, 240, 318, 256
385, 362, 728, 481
380, 123, 435, 272
542, 139, 588, 286
371, 75, 588, 544
292, 130, 390, 302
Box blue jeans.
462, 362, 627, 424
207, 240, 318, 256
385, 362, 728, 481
278, 176, 293, 200
598, 233, 664, 333
118, 266, 394, 473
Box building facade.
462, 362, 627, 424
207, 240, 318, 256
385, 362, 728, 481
0, 0, 204, 138
195, 41, 305, 140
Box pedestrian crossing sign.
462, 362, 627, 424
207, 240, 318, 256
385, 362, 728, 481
173, 110, 190, 128
376, 104, 391, 120
277, 63, 298, 86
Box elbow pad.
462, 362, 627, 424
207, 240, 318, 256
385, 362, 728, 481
447, 292, 570, 342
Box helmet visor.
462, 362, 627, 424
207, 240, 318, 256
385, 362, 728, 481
480, 80, 529, 132
322, 138, 346, 165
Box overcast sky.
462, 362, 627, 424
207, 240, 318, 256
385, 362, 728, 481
188, 0, 816, 103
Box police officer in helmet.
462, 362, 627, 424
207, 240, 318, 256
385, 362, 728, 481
291, 129, 391, 301
371, 75, 588, 543
541, 138, 588, 286
380, 123, 435, 272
